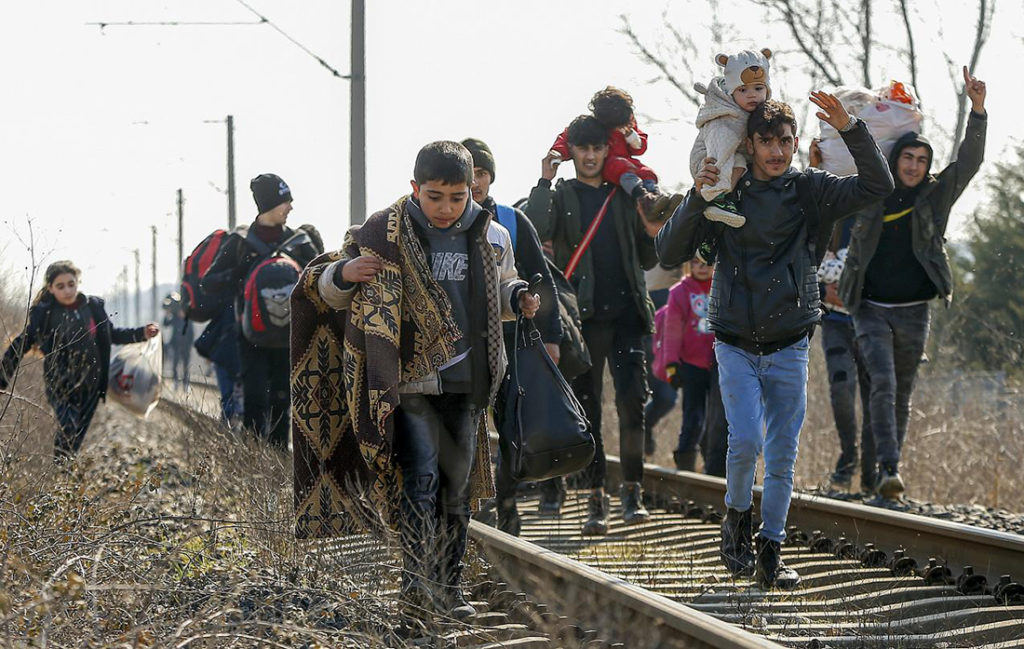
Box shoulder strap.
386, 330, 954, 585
495, 204, 517, 252
244, 227, 309, 259
795, 173, 826, 265
564, 187, 618, 280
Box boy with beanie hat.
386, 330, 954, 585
201, 173, 323, 448
690, 48, 773, 231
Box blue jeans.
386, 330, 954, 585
716, 337, 809, 542
213, 363, 242, 423
853, 302, 930, 469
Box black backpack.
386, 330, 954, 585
239, 228, 313, 348
180, 229, 232, 323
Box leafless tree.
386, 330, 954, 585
943, 0, 995, 163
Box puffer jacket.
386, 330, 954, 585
657, 120, 894, 352
690, 77, 749, 199
839, 111, 987, 313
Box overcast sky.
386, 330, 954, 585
1, 1, 1020, 323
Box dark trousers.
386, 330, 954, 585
853, 302, 930, 469
821, 317, 875, 485
675, 362, 711, 453
51, 388, 102, 459
644, 289, 679, 442
394, 393, 478, 589
213, 363, 242, 423
239, 339, 291, 448
701, 359, 728, 477
573, 314, 647, 488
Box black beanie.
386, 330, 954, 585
250, 173, 293, 214
460, 138, 496, 182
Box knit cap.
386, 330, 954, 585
718, 49, 772, 98
250, 173, 293, 214
461, 138, 496, 182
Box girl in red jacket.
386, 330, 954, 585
662, 258, 715, 471
549, 86, 682, 223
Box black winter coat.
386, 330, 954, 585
657, 121, 894, 351
1, 295, 146, 402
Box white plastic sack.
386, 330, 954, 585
817, 83, 922, 176
108, 334, 163, 418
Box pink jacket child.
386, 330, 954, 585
663, 275, 715, 372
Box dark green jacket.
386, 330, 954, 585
525, 178, 658, 332
839, 111, 987, 314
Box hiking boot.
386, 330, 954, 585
720, 507, 755, 577
621, 482, 650, 524
696, 238, 718, 266
496, 498, 522, 537
637, 190, 671, 223
704, 194, 746, 228
673, 449, 699, 472
537, 483, 564, 516
581, 490, 610, 536
876, 465, 905, 500
433, 514, 477, 621
755, 535, 801, 590
829, 471, 852, 490
435, 585, 477, 621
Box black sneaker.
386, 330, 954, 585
704, 194, 746, 227
720, 508, 755, 577
621, 482, 650, 524
581, 491, 610, 536
537, 484, 564, 516
696, 238, 718, 266
673, 449, 698, 472
755, 535, 801, 590
876, 465, 905, 500
829, 471, 853, 490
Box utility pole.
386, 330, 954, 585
133, 248, 142, 326
151, 225, 159, 324
350, 0, 366, 225
227, 114, 237, 229
177, 189, 184, 282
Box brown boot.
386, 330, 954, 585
636, 190, 670, 223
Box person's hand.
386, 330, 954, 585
809, 138, 823, 168
824, 282, 845, 308
542, 151, 562, 181
695, 157, 720, 194
964, 65, 987, 113
810, 91, 852, 131
341, 255, 383, 283
144, 323, 160, 339
544, 342, 561, 365
519, 291, 540, 319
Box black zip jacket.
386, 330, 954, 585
839, 111, 987, 313
657, 120, 894, 351
1, 295, 146, 401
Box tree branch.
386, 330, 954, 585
896, 0, 921, 105
618, 15, 701, 107
948, 0, 994, 163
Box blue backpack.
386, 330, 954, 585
495, 204, 517, 251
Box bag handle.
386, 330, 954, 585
564, 187, 617, 280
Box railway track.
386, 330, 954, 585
469, 455, 1024, 648
163, 387, 1024, 647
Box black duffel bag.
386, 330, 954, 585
498, 315, 593, 482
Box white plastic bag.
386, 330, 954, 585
818, 82, 923, 176
108, 334, 163, 418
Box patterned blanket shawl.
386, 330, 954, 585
290, 196, 496, 539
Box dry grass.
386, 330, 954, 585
632, 342, 1024, 512
0, 288, 410, 647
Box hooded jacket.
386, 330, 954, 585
690, 77, 750, 200
657, 120, 894, 352
839, 111, 987, 313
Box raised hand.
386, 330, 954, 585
963, 66, 987, 113
144, 323, 160, 339
519, 291, 540, 319
810, 91, 853, 131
